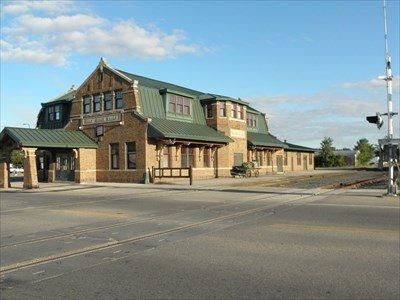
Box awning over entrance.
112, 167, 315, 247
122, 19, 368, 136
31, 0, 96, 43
0, 127, 98, 149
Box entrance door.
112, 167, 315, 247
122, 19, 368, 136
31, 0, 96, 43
291, 157, 294, 171
303, 155, 308, 171
55, 153, 75, 181
276, 155, 284, 173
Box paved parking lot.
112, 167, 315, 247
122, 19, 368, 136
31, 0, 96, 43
1, 182, 399, 299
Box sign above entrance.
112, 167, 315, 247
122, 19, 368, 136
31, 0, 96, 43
82, 113, 122, 125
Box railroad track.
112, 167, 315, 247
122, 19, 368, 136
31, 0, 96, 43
0, 187, 308, 248
0, 188, 332, 275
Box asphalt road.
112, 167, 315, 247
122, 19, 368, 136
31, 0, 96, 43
0, 184, 399, 299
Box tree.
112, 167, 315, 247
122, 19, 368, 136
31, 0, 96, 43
318, 137, 336, 167
354, 138, 374, 166
10, 150, 24, 168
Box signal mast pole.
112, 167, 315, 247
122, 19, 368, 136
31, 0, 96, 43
382, 0, 396, 194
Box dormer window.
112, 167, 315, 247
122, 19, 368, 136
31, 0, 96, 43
205, 104, 213, 118
168, 94, 191, 116
54, 105, 61, 120
48, 106, 54, 121
247, 114, 257, 128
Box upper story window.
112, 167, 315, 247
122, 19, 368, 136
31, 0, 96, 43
115, 90, 123, 109
219, 102, 226, 117
93, 94, 101, 112
104, 92, 112, 111
83, 96, 91, 114
247, 114, 257, 128
48, 106, 54, 121
205, 104, 213, 118
238, 105, 243, 119
168, 94, 191, 116
231, 103, 238, 118
54, 105, 61, 120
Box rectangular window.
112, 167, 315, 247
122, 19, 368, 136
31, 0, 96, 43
297, 153, 301, 165
237, 105, 243, 120
126, 142, 136, 169
48, 106, 54, 121
83, 96, 91, 114
181, 146, 194, 167
104, 92, 112, 111
203, 148, 210, 167
54, 105, 61, 120
168, 95, 191, 116
219, 102, 226, 117
247, 114, 258, 128
176, 97, 183, 114
115, 90, 123, 109
183, 99, 190, 115
206, 104, 213, 118
110, 143, 119, 169
162, 147, 170, 168
309, 153, 313, 164
231, 103, 238, 118
233, 153, 243, 166
94, 94, 101, 112
169, 95, 176, 113
284, 152, 288, 166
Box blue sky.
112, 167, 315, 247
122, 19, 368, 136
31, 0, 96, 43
1, 0, 399, 148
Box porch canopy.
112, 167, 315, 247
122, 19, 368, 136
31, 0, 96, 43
0, 127, 97, 189
0, 127, 98, 150
247, 132, 287, 149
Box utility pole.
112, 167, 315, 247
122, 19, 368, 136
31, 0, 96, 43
381, 0, 397, 195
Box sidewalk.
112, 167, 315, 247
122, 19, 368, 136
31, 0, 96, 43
1, 169, 349, 193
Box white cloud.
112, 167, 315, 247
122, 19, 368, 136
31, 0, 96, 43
342, 76, 400, 92
248, 90, 398, 149
1, 1, 201, 66
1, 1, 74, 15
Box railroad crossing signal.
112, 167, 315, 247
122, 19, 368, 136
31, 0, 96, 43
366, 112, 384, 129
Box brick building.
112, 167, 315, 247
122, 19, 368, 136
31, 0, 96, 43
0, 58, 315, 188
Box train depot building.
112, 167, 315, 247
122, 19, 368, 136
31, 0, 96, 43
0, 58, 315, 189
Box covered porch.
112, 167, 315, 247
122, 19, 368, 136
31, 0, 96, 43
0, 127, 98, 189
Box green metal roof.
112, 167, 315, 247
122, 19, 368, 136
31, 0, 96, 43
0, 127, 98, 149
148, 118, 232, 144
42, 88, 76, 106
247, 132, 287, 148
199, 94, 249, 106
139, 86, 207, 125
117, 70, 204, 96
285, 142, 315, 152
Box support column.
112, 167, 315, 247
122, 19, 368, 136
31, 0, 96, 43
0, 162, 9, 189
47, 151, 56, 182
192, 147, 200, 168
22, 148, 39, 189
